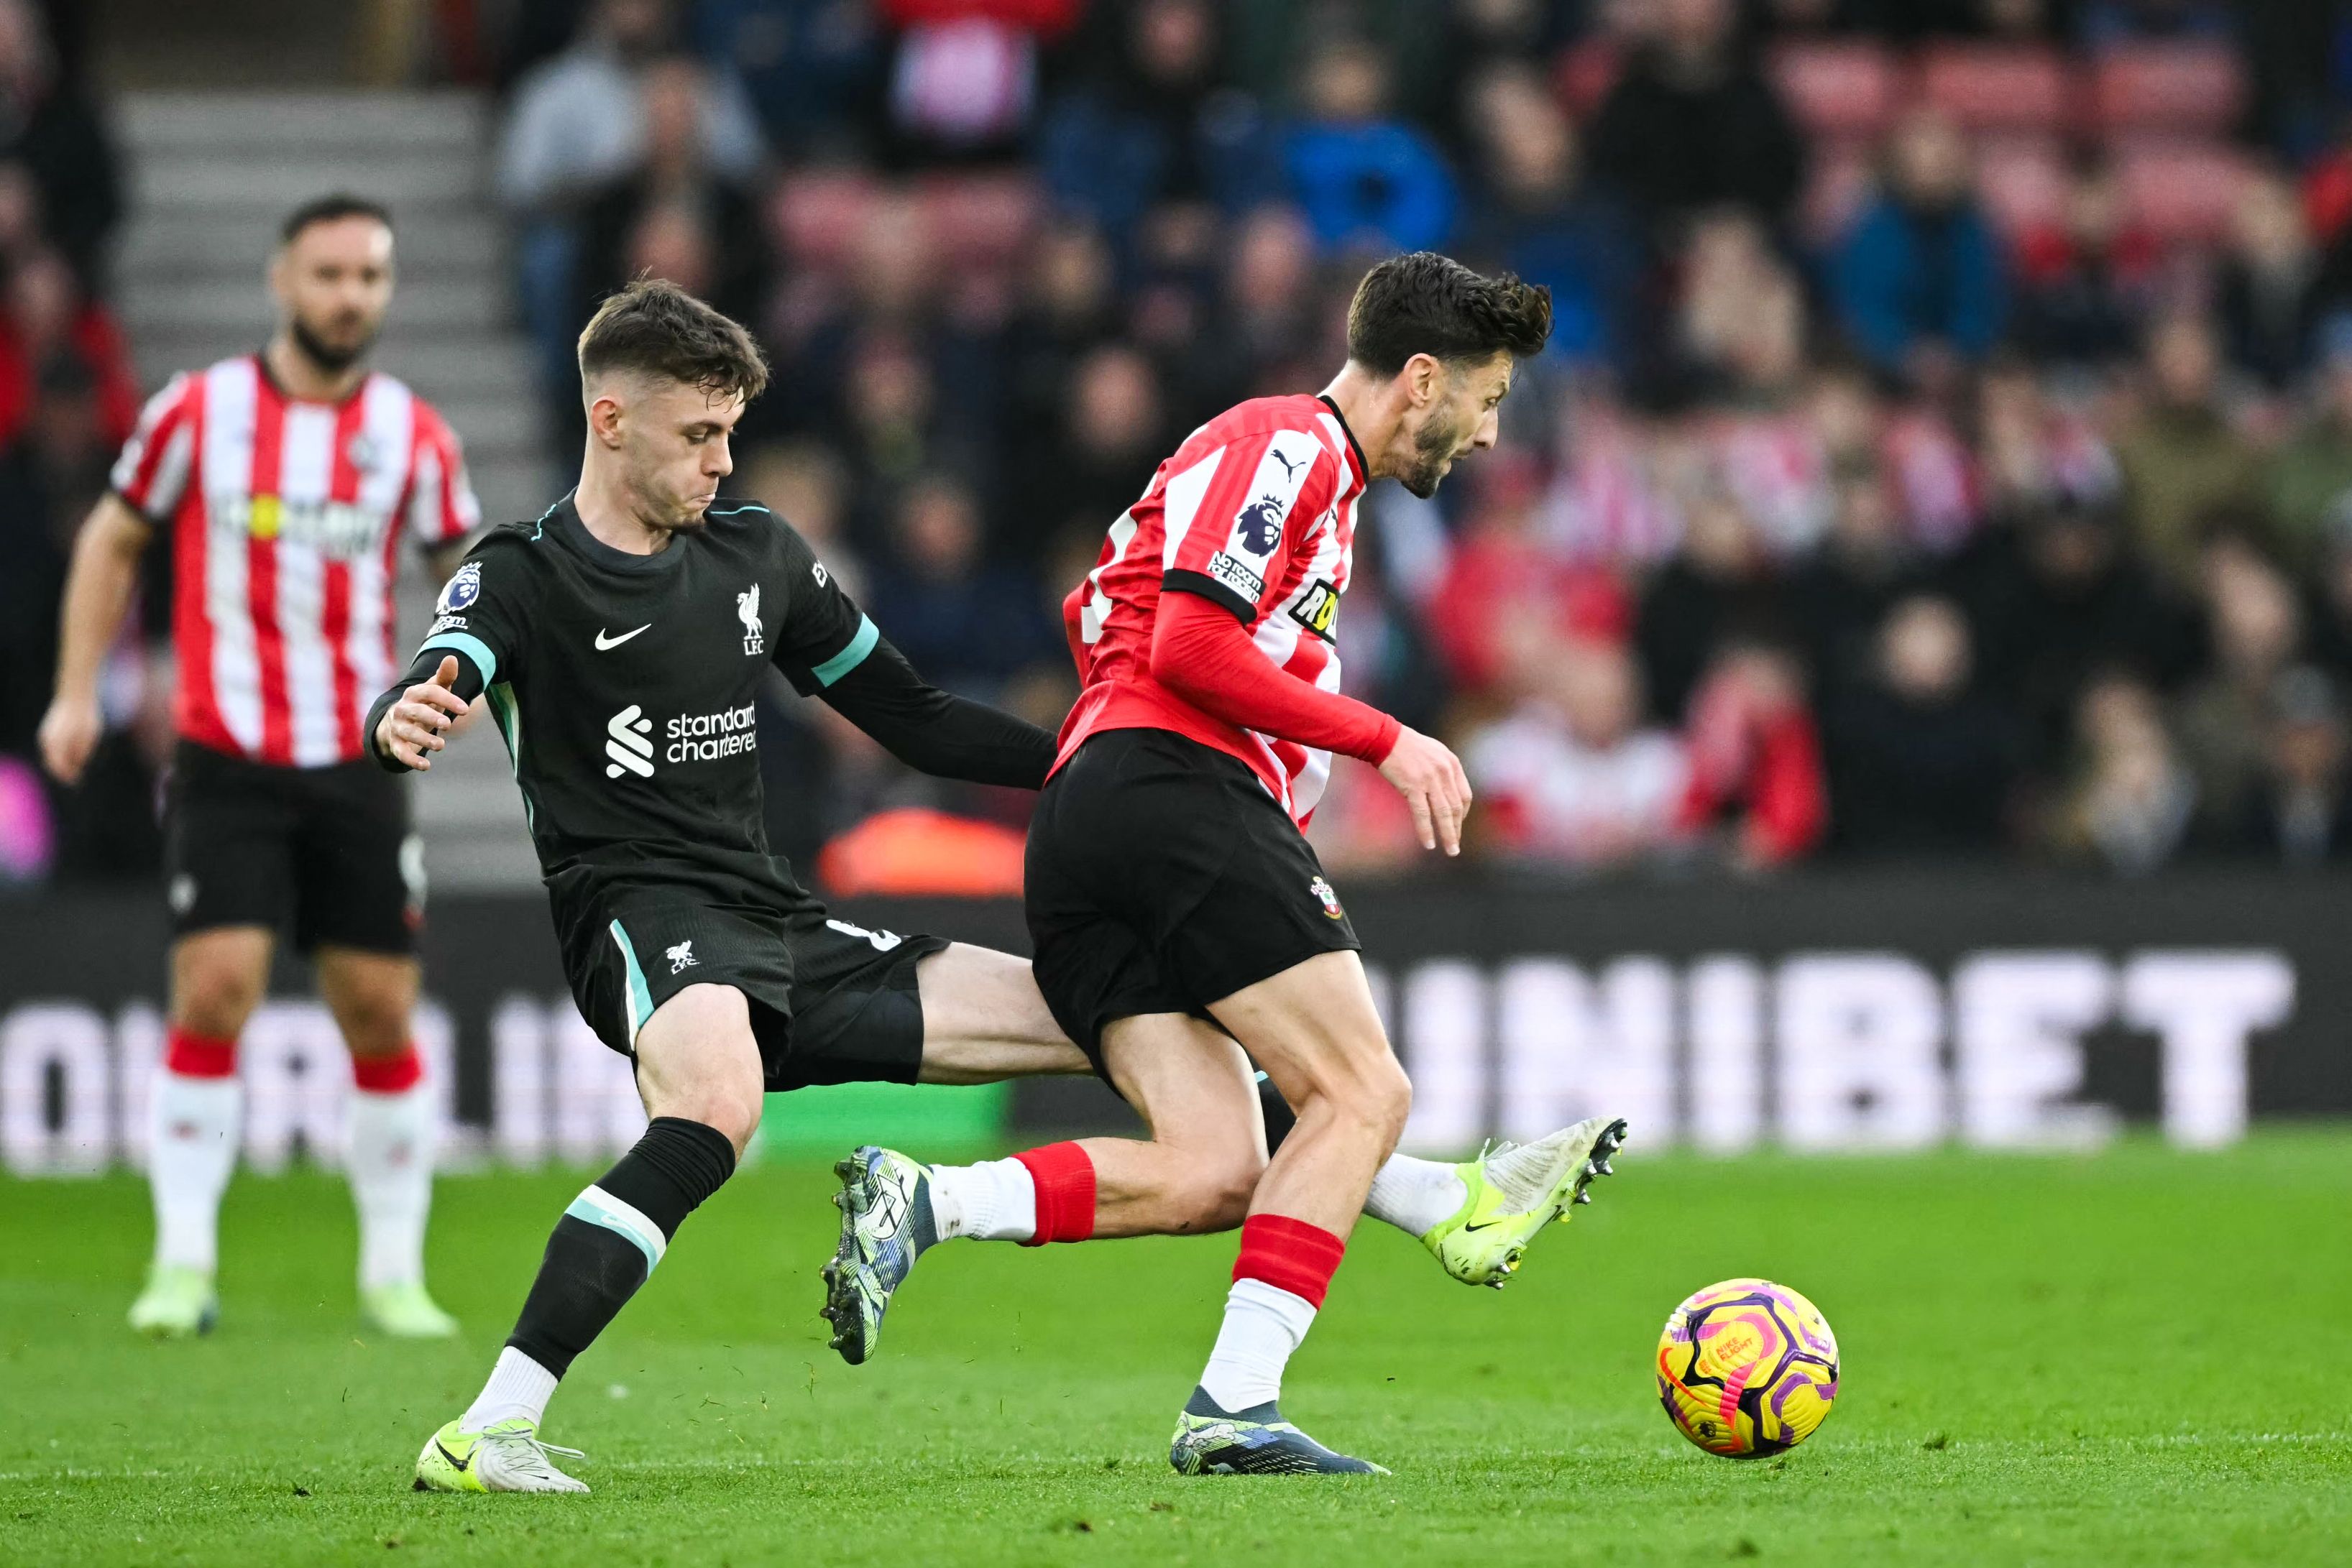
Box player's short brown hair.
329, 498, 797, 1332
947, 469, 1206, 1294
1344, 252, 1553, 377
576, 277, 769, 402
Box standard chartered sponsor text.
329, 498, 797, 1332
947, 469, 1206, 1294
666, 703, 758, 763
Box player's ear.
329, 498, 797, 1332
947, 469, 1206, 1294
1402, 351, 1441, 409
585, 384, 627, 447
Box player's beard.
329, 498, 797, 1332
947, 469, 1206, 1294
1400, 405, 1466, 499
289, 312, 380, 375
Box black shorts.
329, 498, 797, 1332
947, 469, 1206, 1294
1025, 727, 1360, 1070
162, 739, 421, 954
553, 864, 949, 1092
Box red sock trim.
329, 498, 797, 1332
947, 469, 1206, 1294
1012, 1141, 1096, 1246
1232, 1213, 1346, 1309
163, 1027, 237, 1079
351, 1045, 424, 1094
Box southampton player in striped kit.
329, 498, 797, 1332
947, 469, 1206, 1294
829, 254, 1627, 1475
38, 195, 478, 1339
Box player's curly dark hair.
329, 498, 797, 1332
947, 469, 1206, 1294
576, 277, 770, 402
1343, 252, 1553, 376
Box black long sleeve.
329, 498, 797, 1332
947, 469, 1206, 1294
819, 634, 1057, 790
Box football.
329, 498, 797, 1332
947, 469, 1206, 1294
1657, 1278, 1841, 1458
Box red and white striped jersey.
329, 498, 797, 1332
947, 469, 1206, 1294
110, 354, 480, 767
1058, 392, 1369, 825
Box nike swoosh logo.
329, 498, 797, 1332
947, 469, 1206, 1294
594, 624, 651, 650
1463, 1220, 1505, 1232
434, 1439, 472, 1473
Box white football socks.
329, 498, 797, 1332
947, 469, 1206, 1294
346, 1080, 437, 1290
1198, 1278, 1317, 1413
148, 1069, 242, 1273
1363, 1153, 1469, 1238
925, 1157, 1037, 1242
464, 1346, 559, 1431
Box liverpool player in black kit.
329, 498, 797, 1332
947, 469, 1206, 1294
372, 281, 1090, 1492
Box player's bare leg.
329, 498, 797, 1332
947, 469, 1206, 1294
420, 984, 759, 1494
907, 943, 1092, 1083
132, 926, 272, 1337
1164, 949, 1404, 1475
318, 946, 456, 1337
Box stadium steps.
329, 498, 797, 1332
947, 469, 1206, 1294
116, 88, 551, 891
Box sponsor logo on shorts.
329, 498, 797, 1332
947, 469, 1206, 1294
1207, 550, 1266, 601
1287, 578, 1340, 642
826, 918, 904, 952
666, 940, 698, 974
1310, 875, 1344, 920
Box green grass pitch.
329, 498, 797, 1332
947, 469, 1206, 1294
4, 1132, 2348, 1567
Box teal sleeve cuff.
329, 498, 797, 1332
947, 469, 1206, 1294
418, 630, 498, 688
809, 614, 879, 688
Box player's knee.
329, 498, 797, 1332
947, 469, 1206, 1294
174, 965, 264, 1039
662, 1089, 762, 1158
1177, 1143, 1267, 1232
334, 988, 413, 1059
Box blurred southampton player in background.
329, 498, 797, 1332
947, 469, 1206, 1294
37, 195, 479, 1341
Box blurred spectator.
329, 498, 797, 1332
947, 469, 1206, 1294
1829, 109, 2007, 385
2176, 535, 2305, 835
1960, 493, 2201, 778
1012, 341, 1167, 563
2214, 170, 2328, 392
1971, 354, 2119, 522
1676, 637, 1829, 868
0, 242, 137, 454
1788, 462, 1924, 704
2269, 320, 2352, 575
2208, 664, 2352, 867
2008, 157, 2160, 372
1456, 63, 1640, 366
876, 0, 1082, 162
1673, 211, 1809, 412
2114, 314, 2269, 588
2076, 0, 2235, 49
1428, 451, 1629, 693
573, 55, 771, 337
737, 439, 868, 595
1282, 37, 1456, 256
1635, 488, 1791, 722
692, 0, 885, 155
1466, 640, 1693, 869
2039, 669, 2196, 873
1825, 594, 2017, 854
1585, 0, 1804, 230
499, 0, 764, 397
867, 473, 1060, 693
0, 0, 117, 291
1039, 0, 1263, 246
1195, 205, 1325, 405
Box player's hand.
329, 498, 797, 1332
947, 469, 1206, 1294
1377, 724, 1471, 857
37, 692, 102, 785
377, 656, 468, 772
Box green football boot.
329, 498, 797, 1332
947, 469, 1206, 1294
412, 1417, 587, 1494
362, 1281, 461, 1339
127, 1263, 218, 1338
1422, 1116, 1628, 1288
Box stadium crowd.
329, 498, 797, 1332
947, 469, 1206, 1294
21, 0, 2352, 890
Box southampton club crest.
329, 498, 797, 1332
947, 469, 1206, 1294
737, 583, 763, 655
1309, 875, 1344, 920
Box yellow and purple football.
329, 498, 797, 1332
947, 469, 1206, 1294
1656, 1278, 1840, 1458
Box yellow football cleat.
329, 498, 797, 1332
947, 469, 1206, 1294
413, 1417, 588, 1494
128, 1264, 218, 1338
362, 1281, 460, 1339
1421, 1116, 1627, 1288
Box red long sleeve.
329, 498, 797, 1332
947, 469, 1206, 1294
1150, 588, 1402, 765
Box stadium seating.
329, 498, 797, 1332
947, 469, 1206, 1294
1918, 43, 2073, 134
2114, 137, 2254, 244
2091, 42, 2245, 136
1974, 135, 2071, 237
1770, 40, 1905, 141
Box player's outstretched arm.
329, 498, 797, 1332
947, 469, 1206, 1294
819, 636, 1058, 789
37, 492, 153, 786
365, 654, 477, 773
1151, 588, 1470, 854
